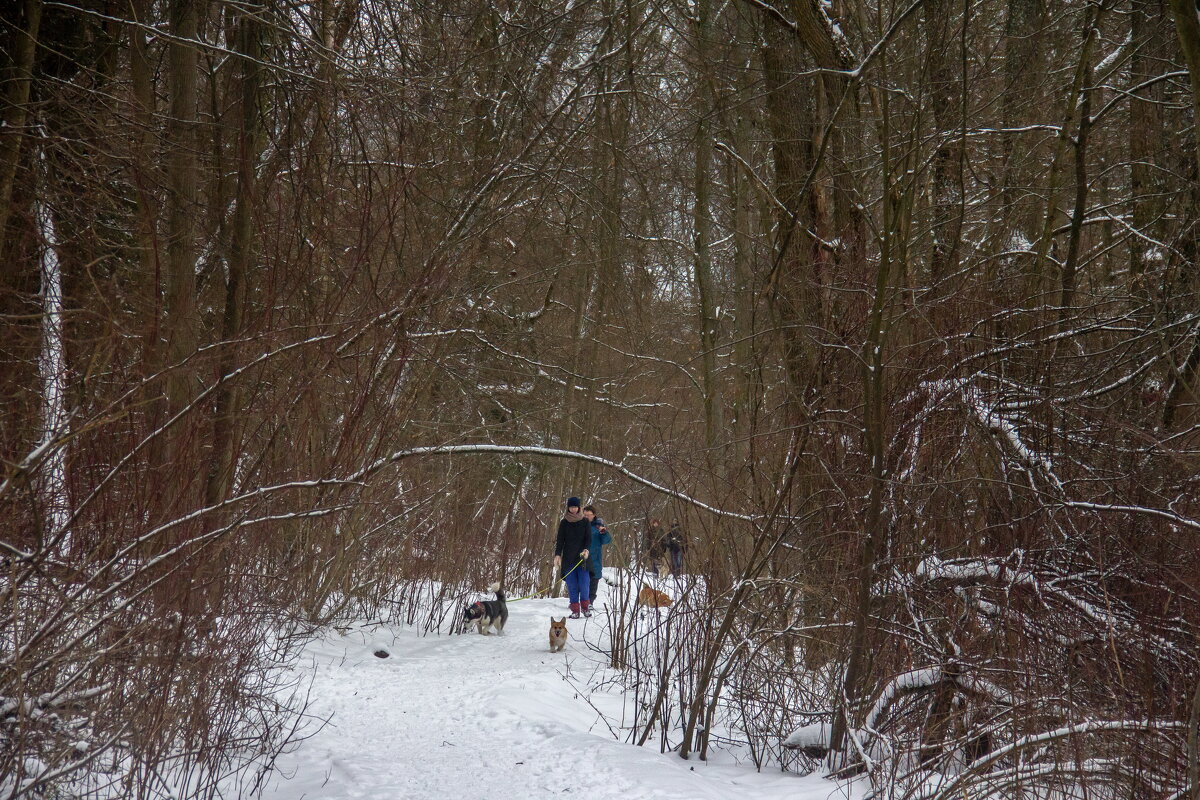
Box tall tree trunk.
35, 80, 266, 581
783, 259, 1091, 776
691, 0, 724, 454
570, 1, 633, 491
1129, 0, 1170, 287
726, 9, 761, 480
1029, 4, 1100, 306
34, 165, 68, 554
1000, 0, 1046, 243
205, 4, 263, 507
757, 0, 867, 759
163, 0, 203, 484
0, 0, 42, 260
1058, 9, 1100, 327
922, 0, 965, 287
829, 66, 898, 761
128, 0, 167, 476
760, 0, 857, 416
1163, 0, 1200, 429
1189, 674, 1200, 800
1171, 0, 1200, 179
762, 24, 823, 416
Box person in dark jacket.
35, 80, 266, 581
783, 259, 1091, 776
583, 504, 611, 605
666, 520, 686, 576
645, 518, 667, 576
554, 497, 592, 618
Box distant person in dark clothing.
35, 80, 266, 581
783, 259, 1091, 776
645, 518, 667, 576
583, 505, 611, 605
554, 496, 592, 618
666, 521, 686, 576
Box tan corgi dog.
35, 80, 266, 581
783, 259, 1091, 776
637, 584, 673, 608
549, 617, 568, 652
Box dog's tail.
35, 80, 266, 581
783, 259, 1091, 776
487, 580, 504, 598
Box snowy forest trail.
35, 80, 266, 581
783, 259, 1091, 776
257, 588, 834, 800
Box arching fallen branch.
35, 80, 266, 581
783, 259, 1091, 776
351, 443, 760, 523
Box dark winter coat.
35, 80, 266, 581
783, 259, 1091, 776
666, 524, 686, 554
555, 515, 593, 580
588, 517, 612, 577
645, 524, 667, 558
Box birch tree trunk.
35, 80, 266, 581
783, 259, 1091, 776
35, 166, 68, 554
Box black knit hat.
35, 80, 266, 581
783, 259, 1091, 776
567, 496, 581, 509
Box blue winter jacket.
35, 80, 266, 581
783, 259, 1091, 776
589, 517, 612, 576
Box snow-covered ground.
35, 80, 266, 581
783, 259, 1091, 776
257, 583, 851, 800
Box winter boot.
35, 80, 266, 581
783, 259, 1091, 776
569, 602, 581, 619
582, 600, 592, 618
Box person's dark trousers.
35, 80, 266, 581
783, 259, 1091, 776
589, 574, 601, 604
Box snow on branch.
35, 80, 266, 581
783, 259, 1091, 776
0, 433, 69, 515
900, 378, 1200, 535
864, 667, 1015, 731
37, 684, 111, 711
949, 719, 1185, 789
352, 444, 759, 522
914, 555, 1039, 587
782, 720, 834, 754
1063, 500, 1200, 532
912, 556, 1185, 658
901, 377, 1061, 489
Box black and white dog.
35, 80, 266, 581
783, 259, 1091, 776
463, 582, 508, 635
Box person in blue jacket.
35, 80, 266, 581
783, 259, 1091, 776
583, 504, 611, 605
